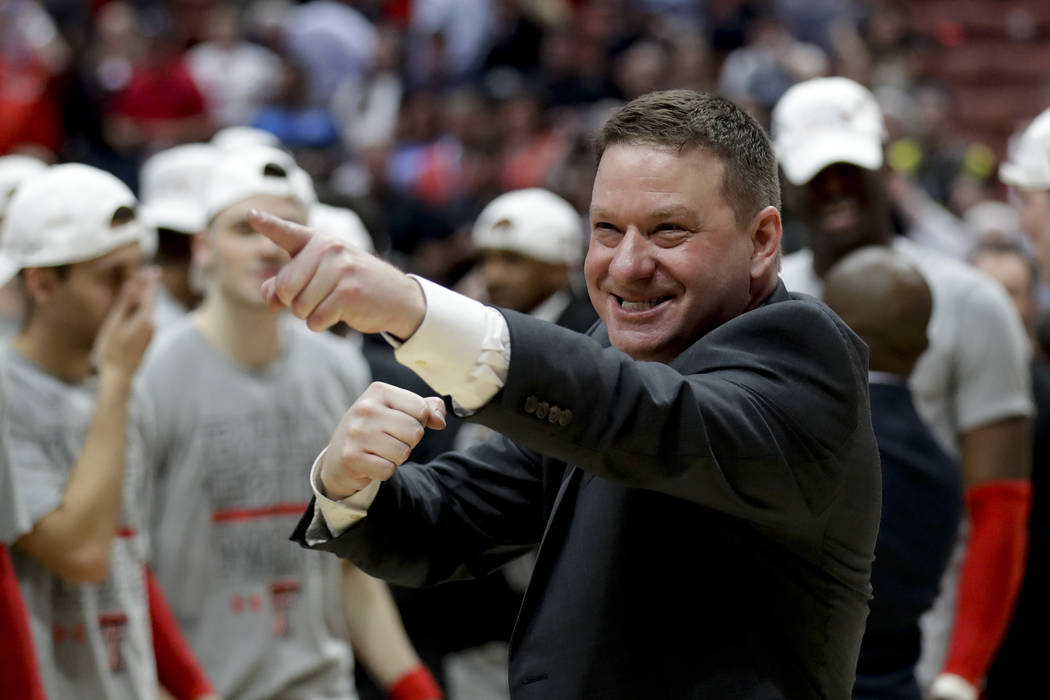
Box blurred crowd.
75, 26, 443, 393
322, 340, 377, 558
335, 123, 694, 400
4, 1, 1050, 700
5, 0, 1030, 278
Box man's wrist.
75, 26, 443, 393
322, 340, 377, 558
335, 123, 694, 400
97, 365, 135, 398
386, 275, 427, 342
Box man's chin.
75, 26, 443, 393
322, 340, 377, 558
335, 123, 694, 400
607, 329, 670, 363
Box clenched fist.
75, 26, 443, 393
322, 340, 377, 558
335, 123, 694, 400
320, 382, 447, 500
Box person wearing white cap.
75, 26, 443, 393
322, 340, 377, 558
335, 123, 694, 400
470, 188, 596, 332
139, 145, 441, 700
139, 142, 218, 329
775, 77, 1033, 700
981, 107, 1050, 700
1001, 108, 1050, 286
0, 155, 48, 338
0, 163, 217, 700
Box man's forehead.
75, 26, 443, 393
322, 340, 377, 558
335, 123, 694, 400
75, 242, 145, 272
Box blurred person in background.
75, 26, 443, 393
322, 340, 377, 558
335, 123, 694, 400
251, 57, 342, 182
140, 145, 440, 700
468, 187, 594, 332
0, 0, 68, 158
138, 142, 218, 329
969, 239, 1050, 699
105, 8, 211, 160
614, 39, 670, 101
283, 0, 378, 105
775, 77, 1032, 700
1000, 107, 1050, 291
962, 201, 1022, 249
185, 1, 284, 130
498, 84, 572, 191
824, 247, 963, 700
0, 155, 48, 338
406, 0, 495, 88
0, 163, 216, 700
332, 24, 405, 156
718, 7, 828, 122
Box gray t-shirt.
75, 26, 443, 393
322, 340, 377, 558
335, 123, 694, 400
0, 343, 157, 700
140, 316, 370, 700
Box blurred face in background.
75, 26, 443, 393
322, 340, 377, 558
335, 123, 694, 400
972, 249, 1039, 340
27, 242, 145, 352
786, 163, 892, 272
479, 248, 570, 313
198, 195, 305, 309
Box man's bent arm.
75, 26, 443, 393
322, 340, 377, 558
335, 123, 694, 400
14, 370, 135, 584
932, 417, 1031, 700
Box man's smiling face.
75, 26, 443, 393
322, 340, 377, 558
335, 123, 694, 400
585, 143, 757, 362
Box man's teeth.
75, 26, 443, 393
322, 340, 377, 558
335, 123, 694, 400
620, 298, 665, 311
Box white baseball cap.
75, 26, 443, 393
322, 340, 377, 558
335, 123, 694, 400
211, 126, 281, 152
139, 143, 217, 234
0, 155, 48, 220
1000, 107, 1050, 190
472, 188, 583, 266
204, 145, 316, 222
772, 77, 887, 186
310, 202, 374, 252
0, 163, 154, 285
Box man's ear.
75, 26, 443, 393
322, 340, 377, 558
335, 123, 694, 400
21, 267, 60, 306
748, 205, 782, 281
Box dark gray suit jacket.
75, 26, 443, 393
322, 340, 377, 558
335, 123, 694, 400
293, 281, 881, 699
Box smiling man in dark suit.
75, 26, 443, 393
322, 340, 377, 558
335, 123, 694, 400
254, 90, 880, 700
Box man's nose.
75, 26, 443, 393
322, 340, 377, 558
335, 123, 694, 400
608, 228, 655, 281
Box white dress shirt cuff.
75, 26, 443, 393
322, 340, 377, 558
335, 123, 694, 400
305, 448, 381, 544
386, 275, 509, 411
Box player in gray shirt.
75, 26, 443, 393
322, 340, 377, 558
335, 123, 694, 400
0, 164, 216, 699
141, 145, 441, 700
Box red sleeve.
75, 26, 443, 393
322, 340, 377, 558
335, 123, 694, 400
145, 566, 215, 700
0, 543, 47, 700
942, 480, 1031, 684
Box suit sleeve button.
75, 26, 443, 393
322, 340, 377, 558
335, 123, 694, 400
524, 396, 538, 414
536, 402, 550, 420
548, 407, 561, 424
558, 410, 573, 426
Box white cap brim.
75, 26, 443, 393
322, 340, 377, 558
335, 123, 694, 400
999, 161, 1049, 190
140, 199, 205, 234
0, 255, 20, 287
779, 133, 883, 185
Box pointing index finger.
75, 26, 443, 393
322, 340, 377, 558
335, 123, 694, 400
248, 209, 314, 256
